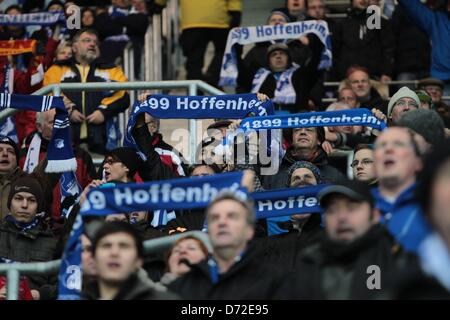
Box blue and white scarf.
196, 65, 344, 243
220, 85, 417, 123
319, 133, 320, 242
5, 214, 41, 233
0, 93, 76, 172
23, 132, 82, 216
219, 20, 333, 87
0, 12, 65, 26
252, 184, 327, 219
0, 64, 18, 143
125, 93, 275, 160
251, 64, 299, 105
240, 108, 387, 131
58, 171, 245, 299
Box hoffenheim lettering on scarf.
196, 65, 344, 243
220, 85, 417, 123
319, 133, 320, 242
80, 171, 245, 215
219, 20, 333, 87
58, 172, 245, 299
0, 93, 76, 172
0, 12, 65, 26
125, 93, 275, 158
240, 108, 387, 131
252, 185, 327, 219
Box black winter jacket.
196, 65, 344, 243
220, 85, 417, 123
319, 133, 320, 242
0, 217, 58, 299
168, 245, 290, 300
82, 273, 177, 300
391, 6, 431, 76
333, 8, 395, 79
285, 224, 417, 299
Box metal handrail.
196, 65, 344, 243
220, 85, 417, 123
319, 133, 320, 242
0, 231, 211, 300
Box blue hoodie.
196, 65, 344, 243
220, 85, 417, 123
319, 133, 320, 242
372, 183, 431, 253
398, 0, 450, 81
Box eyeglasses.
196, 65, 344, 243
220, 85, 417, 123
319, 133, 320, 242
104, 158, 120, 166
394, 100, 418, 108
340, 96, 356, 102
351, 159, 374, 168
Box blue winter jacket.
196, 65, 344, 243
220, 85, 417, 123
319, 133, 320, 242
398, 0, 450, 81
372, 183, 431, 253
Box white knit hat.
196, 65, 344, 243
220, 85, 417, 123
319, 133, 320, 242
387, 86, 421, 118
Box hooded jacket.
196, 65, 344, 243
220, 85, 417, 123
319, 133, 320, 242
372, 183, 432, 253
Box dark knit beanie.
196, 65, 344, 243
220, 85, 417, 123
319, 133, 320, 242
397, 109, 445, 147
286, 161, 322, 186
0, 135, 19, 165
8, 176, 45, 213
105, 147, 142, 177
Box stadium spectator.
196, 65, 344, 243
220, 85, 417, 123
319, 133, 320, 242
82, 221, 176, 299
398, 0, 450, 96
168, 192, 289, 299
261, 161, 324, 265
158, 235, 209, 288
237, 7, 324, 103
415, 90, 434, 110
396, 109, 446, 155
54, 41, 72, 62
346, 66, 388, 114
333, 0, 395, 82
372, 127, 431, 252
391, 4, 431, 87
0, 174, 58, 300
0, 136, 23, 221
416, 138, 450, 293
387, 86, 420, 123
175, 0, 242, 87
286, 179, 415, 299
262, 126, 346, 190
101, 147, 141, 183
250, 43, 315, 113
286, 0, 307, 21
19, 109, 96, 221
351, 144, 377, 185
338, 86, 359, 109
418, 78, 447, 104
164, 164, 219, 236
44, 28, 130, 155
324, 102, 354, 150
81, 7, 96, 28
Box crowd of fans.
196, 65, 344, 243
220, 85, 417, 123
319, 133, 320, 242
0, 0, 450, 300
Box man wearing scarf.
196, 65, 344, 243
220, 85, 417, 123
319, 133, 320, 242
261, 126, 346, 190
286, 179, 415, 299
0, 174, 57, 300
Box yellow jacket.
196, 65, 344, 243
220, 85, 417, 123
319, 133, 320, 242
178, 0, 242, 30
